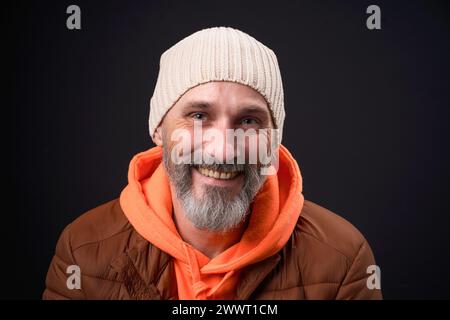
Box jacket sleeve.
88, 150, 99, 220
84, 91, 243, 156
335, 240, 383, 300
42, 224, 86, 300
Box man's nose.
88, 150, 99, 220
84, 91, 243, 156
203, 126, 236, 164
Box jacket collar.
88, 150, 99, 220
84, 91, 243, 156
110, 231, 281, 300
110, 233, 177, 299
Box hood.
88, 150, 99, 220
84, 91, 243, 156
120, 144, 304, 299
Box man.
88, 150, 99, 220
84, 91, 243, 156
43, 27, 382, 300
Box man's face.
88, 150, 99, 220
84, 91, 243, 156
155, 81, 275, 232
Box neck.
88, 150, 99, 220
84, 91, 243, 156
170, 184, 248, 259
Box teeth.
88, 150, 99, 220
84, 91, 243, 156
197, 167, 238, 180
219, 172, 228, 179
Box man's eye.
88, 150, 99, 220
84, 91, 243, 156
241, 118, 258, 125
191, 113, 206, 121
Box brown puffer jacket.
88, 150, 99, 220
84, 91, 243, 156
43, 199, 382, 300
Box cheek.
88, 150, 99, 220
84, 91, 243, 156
237, 132, 271, 165
164, 125, 197, 163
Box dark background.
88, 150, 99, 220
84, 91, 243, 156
4, 0, 450, 299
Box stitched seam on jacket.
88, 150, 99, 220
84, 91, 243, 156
341, 241, 366, 286
341, 274, 369, 286
333, 241, 365, 299
298, 231, 359, 264
81, 274, 124, 284
71, 227, 133, 252
154, 259, 172, 285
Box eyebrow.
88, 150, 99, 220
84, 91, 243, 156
183, 101, 212, 110
238, 105, 270, 115
183, 101, 269, 115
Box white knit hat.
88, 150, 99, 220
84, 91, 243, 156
149, 26, 285, 144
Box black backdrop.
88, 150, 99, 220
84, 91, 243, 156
4, 0, 450, 299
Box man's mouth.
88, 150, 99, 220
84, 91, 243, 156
194, 166, 243, 180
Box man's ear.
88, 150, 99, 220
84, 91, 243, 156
152, 127, 163, 146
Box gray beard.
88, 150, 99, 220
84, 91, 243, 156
162, 147, 266, 233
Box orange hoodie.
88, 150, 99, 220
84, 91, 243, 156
119, 144, 304, 300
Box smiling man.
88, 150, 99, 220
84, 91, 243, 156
43, 27, 382, 300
